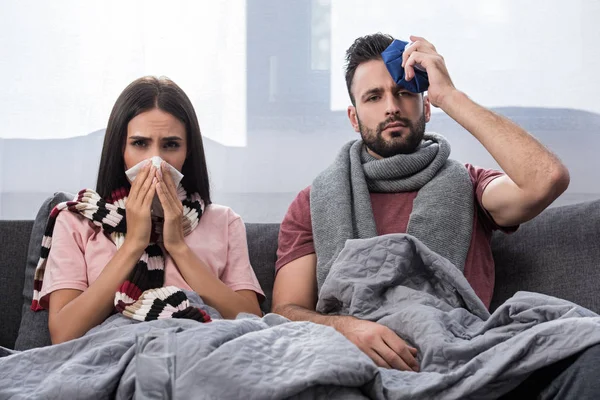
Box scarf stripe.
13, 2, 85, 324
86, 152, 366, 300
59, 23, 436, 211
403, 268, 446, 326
31, 188, 211, 324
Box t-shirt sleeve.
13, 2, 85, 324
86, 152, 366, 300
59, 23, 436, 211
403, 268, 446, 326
466, 164, 519, 233
38, 212, 90, 309
275, 186, 315, 273
220, 212, 266, 301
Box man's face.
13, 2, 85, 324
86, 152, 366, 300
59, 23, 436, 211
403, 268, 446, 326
348, 59, 431, 158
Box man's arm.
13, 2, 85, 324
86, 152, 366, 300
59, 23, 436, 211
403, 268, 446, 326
272, 254, 419, 372
440, 91, 569, 227
403, 36, 570, 227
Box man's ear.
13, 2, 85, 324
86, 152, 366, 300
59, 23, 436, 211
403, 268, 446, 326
348, 105, 360, 132
423, 94, 431, 123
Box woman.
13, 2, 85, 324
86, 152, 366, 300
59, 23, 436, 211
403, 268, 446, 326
32, 76, 264, 344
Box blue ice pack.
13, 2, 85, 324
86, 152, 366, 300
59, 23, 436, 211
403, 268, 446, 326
381, 39, 429, 93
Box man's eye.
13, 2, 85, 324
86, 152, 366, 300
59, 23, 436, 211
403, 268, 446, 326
367, 96, 380, 102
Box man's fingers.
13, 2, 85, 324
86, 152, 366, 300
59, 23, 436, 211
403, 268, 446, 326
409, 36, 436, 51
367, 349, 393, 369
382, 330, 419, 372
408, 40, 436, 55
399, 346, 420, 372
404, 51, 430, 81
402, 37, 436, 68
374, 343, 412, 371
403, 52, 419, 81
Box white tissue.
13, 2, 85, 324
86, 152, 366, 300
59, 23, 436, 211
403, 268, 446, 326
125, 156, 184, 217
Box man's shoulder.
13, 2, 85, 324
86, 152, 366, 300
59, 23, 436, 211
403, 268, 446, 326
292, 185, 312, 204
300, 185, 311, 197
463, 163, 504, 185
282, 186, 313, 224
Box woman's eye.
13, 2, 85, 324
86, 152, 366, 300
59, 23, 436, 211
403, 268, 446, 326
132, 140, 146, 147
164, 141, 180, 149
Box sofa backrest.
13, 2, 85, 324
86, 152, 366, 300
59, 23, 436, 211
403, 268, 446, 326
0, 220, 34, 349
245, 223, 279, 313
490, 198, 600, 313
2, 197, 600, 350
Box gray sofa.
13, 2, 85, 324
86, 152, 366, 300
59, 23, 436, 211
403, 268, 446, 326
1, 194, 600, 351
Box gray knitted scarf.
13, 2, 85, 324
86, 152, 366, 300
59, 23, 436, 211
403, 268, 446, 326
311, 133, 474, 292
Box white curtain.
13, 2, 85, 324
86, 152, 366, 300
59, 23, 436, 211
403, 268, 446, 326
1, 0, 599, 220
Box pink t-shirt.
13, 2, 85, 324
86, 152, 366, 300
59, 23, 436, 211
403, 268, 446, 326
39, 204, 265, 309
276, 164, 516, 309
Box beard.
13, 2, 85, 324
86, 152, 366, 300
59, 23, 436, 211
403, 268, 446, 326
358, 113, 426, 158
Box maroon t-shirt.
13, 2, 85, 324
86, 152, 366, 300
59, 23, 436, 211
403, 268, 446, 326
276, 164, 517, 309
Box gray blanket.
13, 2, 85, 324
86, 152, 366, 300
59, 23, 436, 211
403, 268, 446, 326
316, 234, 600, 398
2, 235, 600, 399
0, 293, 376, 400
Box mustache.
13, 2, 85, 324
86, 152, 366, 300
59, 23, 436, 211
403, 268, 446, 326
377, 116, 412, 133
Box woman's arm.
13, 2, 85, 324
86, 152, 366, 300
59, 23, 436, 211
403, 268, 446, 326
48, 163, 157, 343
48, 241, 146, 344
157, 163, 262, 318
167, 245, 262, 318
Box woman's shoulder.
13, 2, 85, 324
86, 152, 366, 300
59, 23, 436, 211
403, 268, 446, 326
190, 203, 244, 239
52, 208, 98, 237
202, 203, 242, 224
54, 208, 94, 227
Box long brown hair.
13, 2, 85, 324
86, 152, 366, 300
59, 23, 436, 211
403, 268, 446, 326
96, 76, 211, 205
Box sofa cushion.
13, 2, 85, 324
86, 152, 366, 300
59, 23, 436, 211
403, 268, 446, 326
0, 220, 34, 349
245, 223, 279, 313
14, 192, 72, 350
490, 199, 600, 313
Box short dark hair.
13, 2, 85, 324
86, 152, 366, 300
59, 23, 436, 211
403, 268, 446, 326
345, 33, 395, 105
96, 76, 211, 205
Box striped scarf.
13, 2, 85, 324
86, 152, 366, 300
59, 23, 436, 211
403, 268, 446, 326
31, 187, 211, 323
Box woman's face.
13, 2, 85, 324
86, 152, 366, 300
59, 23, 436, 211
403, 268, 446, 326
123, 108, 187, 171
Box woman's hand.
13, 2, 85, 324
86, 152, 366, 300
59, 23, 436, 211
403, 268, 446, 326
48, 161, 158, 344
124, 161, 156, 252
157, 162, 186, 255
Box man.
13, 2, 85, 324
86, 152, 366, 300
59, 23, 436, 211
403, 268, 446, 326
272, 33, 600, 397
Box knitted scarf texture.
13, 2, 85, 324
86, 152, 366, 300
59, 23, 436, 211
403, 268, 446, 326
311, 133, 474, 292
